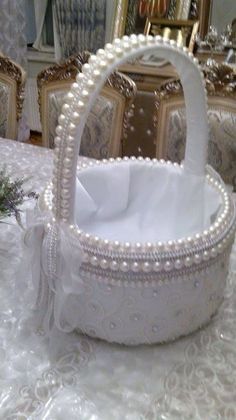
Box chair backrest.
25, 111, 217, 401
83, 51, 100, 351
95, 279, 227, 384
0, 55, 25, 139
155, 63, 236, 187
37, 52, 136, 158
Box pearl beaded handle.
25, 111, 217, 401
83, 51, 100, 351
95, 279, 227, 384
52, 34, 208, 223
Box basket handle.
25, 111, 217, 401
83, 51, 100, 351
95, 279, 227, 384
52, 35, 208, 223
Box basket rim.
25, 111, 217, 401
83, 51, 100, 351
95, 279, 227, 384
42, 157, 235, 261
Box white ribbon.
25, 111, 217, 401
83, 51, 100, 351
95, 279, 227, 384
23, 207, 85, 334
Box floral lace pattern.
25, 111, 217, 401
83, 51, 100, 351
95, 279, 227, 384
0, 139, 236, 419
166, 107, 236, 185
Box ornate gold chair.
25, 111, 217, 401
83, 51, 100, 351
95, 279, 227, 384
37, 52, 136, 158
0, 55, 25, 139
155, 63, 236, 188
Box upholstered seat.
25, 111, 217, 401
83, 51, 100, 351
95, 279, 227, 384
37, 52, 136, 158
0, 55, 25, 139
155, 63, 236, 188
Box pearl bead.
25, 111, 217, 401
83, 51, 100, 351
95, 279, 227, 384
203, 251, 209, 260
97, 48, 106, 57
76, 100, 85, 111
71, 82, 79, 92
121, 261, 129, 272
71, 111, 80, 124
91, 256, 98, 266
122, 35, 129, 42
105, 43, 113, 51
65, 147, 74, 157
93, 69, 101, 79
106, 52, 115, 62
113, 38, 122, 46
54, 136, 61, 146
115, 47, 123, 56
76, 72, 84, 82
63, 157, 73, 168
68, 122, 76, 135
194, 254, 201, 264
88, 54, 97, 64
155, 35, 163, 43
211, 247, 217, 257
131, 262, 139, 272
153, 261, 161, 272
66, 92, 74, 103
138, 34, 146, 44
164, 261, 172, 271
81, 89, 89, 100
66, 135, 74, 145
86, 79, 95, 90
110, 261, 118, 271
131, 38, 139, 47
55, 125, 63, 136
142, 262, 151, 272
174, 259, 182, 269
100, 259, 108, 269
147, 35, 155, 43
82, 63, 91, 74
53, 155, 59, 165
184, 257, 192, 267
58, 114, 66, 125
62, 103, 70, 115
98, 59, 107, 69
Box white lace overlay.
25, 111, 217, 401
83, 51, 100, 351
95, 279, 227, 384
0, 139, 236, 419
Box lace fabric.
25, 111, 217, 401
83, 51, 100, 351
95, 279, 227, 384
0, 139, 236, 419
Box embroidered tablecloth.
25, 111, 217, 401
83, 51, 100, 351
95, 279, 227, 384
0, 139, 236, 419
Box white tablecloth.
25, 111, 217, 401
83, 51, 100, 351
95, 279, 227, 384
0, 139, 236, 419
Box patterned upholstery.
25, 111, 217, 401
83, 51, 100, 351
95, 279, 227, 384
48, 90, 118, 158
165, 106, 236, 186
0, 81, 10, 138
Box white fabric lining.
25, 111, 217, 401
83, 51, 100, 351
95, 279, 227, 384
74, 161, 222, 243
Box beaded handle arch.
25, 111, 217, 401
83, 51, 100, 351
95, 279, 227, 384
52, 34, 208, 223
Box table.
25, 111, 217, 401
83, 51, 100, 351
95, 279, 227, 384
1, 139, 236, 419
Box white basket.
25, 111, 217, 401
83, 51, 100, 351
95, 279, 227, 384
32, 35, 236, 345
